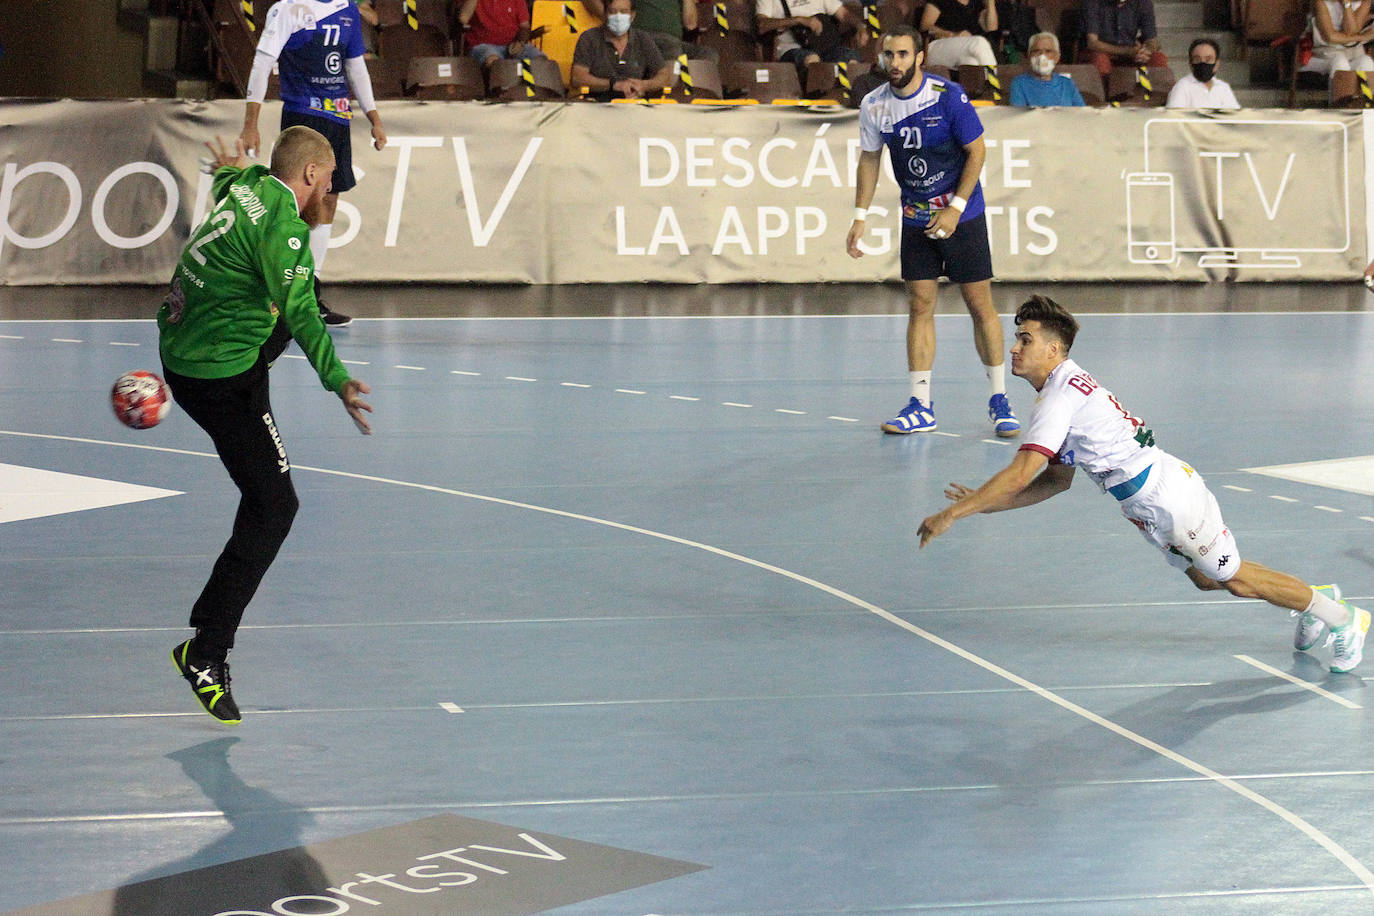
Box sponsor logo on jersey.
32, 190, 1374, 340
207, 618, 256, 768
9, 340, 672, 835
326, 50, 343, 75
289, 237, 302, 250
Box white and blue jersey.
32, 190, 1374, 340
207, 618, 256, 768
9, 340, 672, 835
255, 0, 366, 122
858, 74, 986, 228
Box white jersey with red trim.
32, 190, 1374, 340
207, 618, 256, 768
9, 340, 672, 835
1018, 358, 1163, 493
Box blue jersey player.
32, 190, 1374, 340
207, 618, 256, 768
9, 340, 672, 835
241, 0, 389, 327
846, 25, 1018, 439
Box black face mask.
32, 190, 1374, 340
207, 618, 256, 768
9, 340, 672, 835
1191, 61, 1215, 82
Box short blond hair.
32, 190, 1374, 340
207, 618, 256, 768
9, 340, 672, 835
269, 125, 335, 179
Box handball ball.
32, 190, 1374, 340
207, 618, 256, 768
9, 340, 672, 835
111, 371, 172, 429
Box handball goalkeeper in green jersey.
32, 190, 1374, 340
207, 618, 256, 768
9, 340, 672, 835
159, 127, 373, 724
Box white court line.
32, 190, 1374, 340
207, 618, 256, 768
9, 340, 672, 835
561, 382, 591, 388
1234, 656, 1363, 709
616, 388, 646, 395
395, 365, 426, 371
669, 395, 699, 401
506, 376, 537, 382
1362, 517, 1374, 524
1270, 495, 1299, 503
723, 402, 753, 408
342, 359, 370, 366
1223, 485, 1252, 493
4, 427, 1372, 897
775, 409, 805, 415
439, 702, 465, 714
451, 370, 481, 376
982, 438, 1012, 446
51, 338, 83, 343
109, 342, 140, 347
828, 416, 859, 423
1315, 506, 1343, 513
932, 431, 961, 438
0, 334, 23, 339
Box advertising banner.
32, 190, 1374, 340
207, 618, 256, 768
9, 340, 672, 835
0, 98, 1364, 284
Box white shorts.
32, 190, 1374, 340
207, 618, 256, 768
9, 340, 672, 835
1117, 453, 1240, 582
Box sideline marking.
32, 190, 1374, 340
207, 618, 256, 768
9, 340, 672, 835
1234, 655, 1363, 709
439, 702, 465, 714
6, 427, 1373, 898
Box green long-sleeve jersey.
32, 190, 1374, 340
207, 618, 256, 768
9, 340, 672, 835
158, 164, 349, 394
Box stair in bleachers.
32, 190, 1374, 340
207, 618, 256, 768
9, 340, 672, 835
116, 0, 213, 98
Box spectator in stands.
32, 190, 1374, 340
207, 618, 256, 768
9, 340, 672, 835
458, 0, 550, 69
1009, 31, 1086, 104
357, 1, 380, 57
919, 0, 998, 68
1305, 0, 1374, 80
1165, 37, 1239, 107
571, 0, 677, 98
585, 0, 720, 64
756, 0, 865, 78
1082, 0, 1168, 77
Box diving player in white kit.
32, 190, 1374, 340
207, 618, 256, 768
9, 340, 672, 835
917, 295, 1370, 673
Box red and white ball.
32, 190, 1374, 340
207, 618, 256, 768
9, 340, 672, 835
111, 370, 172, 429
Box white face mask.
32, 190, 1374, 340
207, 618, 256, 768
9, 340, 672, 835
606, 12, 632, 35
1029, 53, 1055, 76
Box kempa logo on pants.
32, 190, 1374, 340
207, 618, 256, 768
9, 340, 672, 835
262, 412, 289, 473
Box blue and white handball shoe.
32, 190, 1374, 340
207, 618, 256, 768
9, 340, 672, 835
881, 397, 937, 434
988, 393, 1020, 438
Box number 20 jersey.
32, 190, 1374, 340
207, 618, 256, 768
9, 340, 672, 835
1017, 358, 1163, 494
858, 74, 987, 227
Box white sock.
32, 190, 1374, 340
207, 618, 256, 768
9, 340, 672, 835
1305, 587, 1352, 628
985, 362, 1006, 398
309, 224, 332, 274
910, 371, 932, 404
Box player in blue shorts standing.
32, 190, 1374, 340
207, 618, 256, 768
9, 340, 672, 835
846, 24, 1018, 438
241, 0, 389, 328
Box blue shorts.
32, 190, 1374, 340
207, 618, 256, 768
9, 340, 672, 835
280, 108, 356, 194
900, 214, 993, 284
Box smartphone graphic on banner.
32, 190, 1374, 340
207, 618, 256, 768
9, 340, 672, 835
1125, 172, 1175, 263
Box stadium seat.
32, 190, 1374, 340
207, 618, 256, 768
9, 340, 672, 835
957, 63, 1012, 102
374, 0, 455, 32
364, 55, 407, 99
722, 61, 803, 101
696, 0, 762, 67
406, 55, 486, 99
1329, 69, 1374, 107
1106, 65, 1175, 105
488, 57, 567, 99
804, 60, 867, 101
995, 63, 1029, 102
378, 23, 451, 77
666, 57, 725, 100
858, 0, 923, 60
211, 0, 258, 94
1059, 63, 1105, 105
531, 0, 602, 86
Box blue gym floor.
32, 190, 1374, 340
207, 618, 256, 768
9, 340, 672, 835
3, 284, 1374, 914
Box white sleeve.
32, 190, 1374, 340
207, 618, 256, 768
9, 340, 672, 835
246, 49, 275, 103
858, 98, 883, 152
346, 55, 377, 113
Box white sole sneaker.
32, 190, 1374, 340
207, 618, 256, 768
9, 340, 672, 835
1329, 606, 1371, 674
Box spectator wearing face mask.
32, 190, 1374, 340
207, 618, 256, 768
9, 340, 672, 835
1165, 37, 1239, 108
571, 0, 677, 99
1009, 32, 1085, 106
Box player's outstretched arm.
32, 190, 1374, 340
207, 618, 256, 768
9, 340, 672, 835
918, 449, 1049, 547
340, 378, 374, 435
